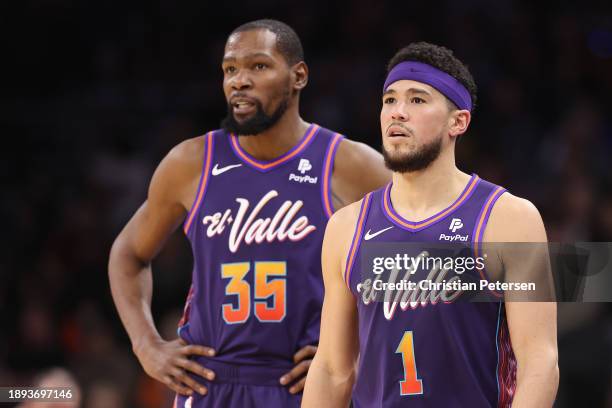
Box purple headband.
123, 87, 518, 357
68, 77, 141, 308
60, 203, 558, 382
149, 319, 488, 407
383, 61, 472, 111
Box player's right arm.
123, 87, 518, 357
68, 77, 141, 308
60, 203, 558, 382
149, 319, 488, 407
108, 136, 215, 397
302, 202, 361, 407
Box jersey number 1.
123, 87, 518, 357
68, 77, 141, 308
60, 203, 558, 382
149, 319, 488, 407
221, 261, 286, 324
396, 331, 424, 395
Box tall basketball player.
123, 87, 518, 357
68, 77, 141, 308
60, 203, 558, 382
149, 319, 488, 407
108, 20, 390, 408
303, 42, 559, 407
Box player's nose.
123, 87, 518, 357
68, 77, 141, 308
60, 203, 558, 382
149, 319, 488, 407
230, 70, 253, 91
390, 103, 408, 122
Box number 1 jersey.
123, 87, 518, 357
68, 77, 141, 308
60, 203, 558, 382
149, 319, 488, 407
345, 176, 517, 407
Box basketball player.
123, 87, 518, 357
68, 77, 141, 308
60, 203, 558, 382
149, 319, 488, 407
108, 20, 390, 408
303, 42, 559, 407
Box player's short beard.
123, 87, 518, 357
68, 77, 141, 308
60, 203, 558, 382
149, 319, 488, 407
221, 89, 290, 136
382, 136, 443, 173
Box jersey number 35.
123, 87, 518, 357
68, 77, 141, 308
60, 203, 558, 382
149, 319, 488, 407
221, 261, 286, 324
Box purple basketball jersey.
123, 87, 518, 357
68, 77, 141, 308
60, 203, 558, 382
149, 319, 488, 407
345, 175, 517, 407
178, 124, 342, 376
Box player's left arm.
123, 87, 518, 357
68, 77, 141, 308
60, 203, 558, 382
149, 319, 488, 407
331, 139, 392, 210
485, 193, 559, 407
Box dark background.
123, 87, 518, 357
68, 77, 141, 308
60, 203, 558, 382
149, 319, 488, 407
2, 0, 612, 406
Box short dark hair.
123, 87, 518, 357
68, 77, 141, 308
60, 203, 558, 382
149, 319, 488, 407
387, 42, 477, 111
230, 19, 304, 66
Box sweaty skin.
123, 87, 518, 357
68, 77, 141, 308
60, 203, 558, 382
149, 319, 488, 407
108, 27, 390, 399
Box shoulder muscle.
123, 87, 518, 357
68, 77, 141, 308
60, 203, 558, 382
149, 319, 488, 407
149, 135, 207, 212
331, 139, 391, 207
484, 192, 547, 243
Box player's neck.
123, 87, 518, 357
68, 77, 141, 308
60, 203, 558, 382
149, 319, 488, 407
390, 154, 471, 222
236, 108, 310, 161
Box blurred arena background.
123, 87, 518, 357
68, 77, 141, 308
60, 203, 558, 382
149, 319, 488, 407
2, 0, 611, 406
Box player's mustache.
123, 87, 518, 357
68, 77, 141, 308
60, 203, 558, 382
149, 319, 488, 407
229, 92, 262, 106
385, 122, 414, 137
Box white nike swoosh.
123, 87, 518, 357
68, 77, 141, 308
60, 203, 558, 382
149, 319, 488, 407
212, 163, 242, 176
364, 226, 394, 241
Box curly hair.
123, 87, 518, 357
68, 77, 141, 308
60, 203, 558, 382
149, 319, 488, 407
387, 42, 477, 111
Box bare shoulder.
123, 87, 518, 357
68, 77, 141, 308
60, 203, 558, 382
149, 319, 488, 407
327, 198, 363, 235
164, 135, 206, 172
490, 192, 543, 226
335, 138, 379, 161
335, 138, 388, 177
484, 192, 547, 242
149, 135, 207, 210
331, 138, 391, 206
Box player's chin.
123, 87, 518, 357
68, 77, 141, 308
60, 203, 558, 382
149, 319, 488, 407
384, 135, 412, 147
384, 141, 413, 156
232, 112, 256, 123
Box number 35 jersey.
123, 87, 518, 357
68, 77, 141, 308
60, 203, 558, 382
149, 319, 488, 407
178, 124, 343, 371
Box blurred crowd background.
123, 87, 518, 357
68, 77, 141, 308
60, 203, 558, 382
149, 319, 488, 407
2, 0, 612, 406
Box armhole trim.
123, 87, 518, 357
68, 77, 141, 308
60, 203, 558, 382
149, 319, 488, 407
321, 134, 344, 218
472, 186, 507, 296
343, 193, 373, 289
183, 132, 214, 235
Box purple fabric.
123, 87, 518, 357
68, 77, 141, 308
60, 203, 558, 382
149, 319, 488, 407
178, 125, 340, 404
174, 382, 301, 408
347, 177, 516, 407
383, 61, 473, 111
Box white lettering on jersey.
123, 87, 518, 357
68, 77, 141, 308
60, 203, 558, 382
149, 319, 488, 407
201, 190, 316, 253
357, 251, 463, 320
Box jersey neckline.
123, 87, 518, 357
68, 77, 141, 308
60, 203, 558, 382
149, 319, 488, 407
228, 123, 320, 173
382, 173, 481, 232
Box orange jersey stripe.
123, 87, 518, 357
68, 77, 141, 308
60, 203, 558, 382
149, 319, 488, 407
384, 176, 480, 230
230, 124, 319, 170
344, 193, 372, 286
473, 186, 505, 292
184, 132, 214, 234
322, 134, 343, 217
474, 186, 506, 251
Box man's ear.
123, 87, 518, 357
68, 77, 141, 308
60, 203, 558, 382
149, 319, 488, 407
449, 109, 471, 138
292, 61, 308, 91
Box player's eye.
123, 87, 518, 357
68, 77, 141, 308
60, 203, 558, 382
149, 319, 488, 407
383, 97, 396, 104
224, 66, 236, 74
411, 97, 425, 104
254, 63, 268, 70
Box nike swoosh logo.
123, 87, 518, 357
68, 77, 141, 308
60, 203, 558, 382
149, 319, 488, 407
212, 163, 242, 176
364, 226, 394, 241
